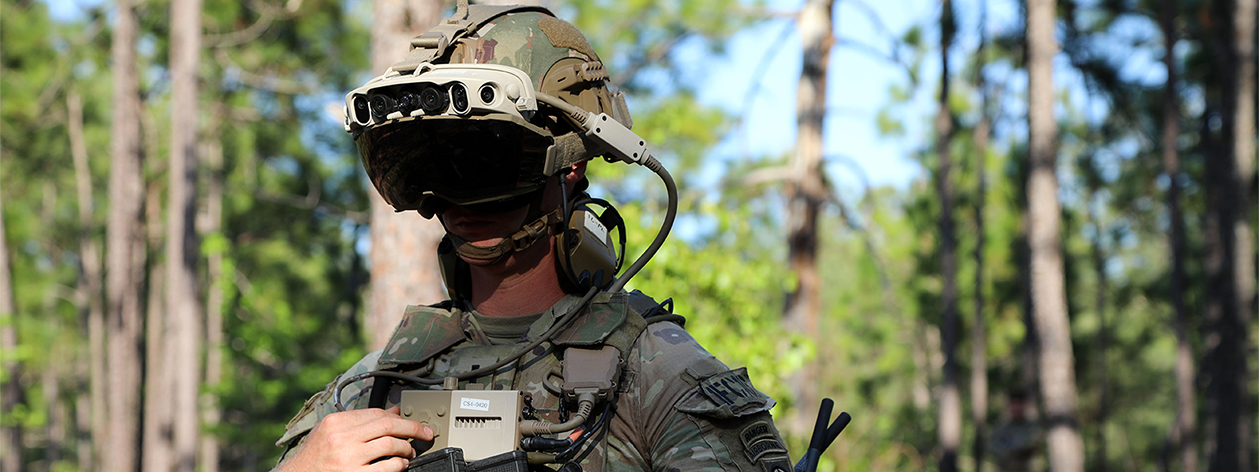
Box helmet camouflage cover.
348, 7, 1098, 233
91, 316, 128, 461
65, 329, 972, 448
444, 11, 632, 133
349, 5, 632, 216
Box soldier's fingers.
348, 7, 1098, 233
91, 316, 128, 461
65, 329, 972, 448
353, 416, 432, 442
365, 435, 418, 460
319, 407, 396, 430
364, 455, 410, 472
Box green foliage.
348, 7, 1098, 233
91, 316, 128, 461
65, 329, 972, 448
570, 0, 808, 418
562, 0, 758, 93
619, 199, 808, 406
195, 2, 373, 466
876, 108, 906, 137
2, 0, 373, 467
1, 2, 113, 468
4, 0, 1255, 470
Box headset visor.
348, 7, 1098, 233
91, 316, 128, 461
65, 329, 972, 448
356, 116, 553, 213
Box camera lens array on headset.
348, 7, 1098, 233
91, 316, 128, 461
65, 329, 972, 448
350, 81, 499, 125
343, 65, 544, 134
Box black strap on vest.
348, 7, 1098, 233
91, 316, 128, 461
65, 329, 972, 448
641, 297, 685, 327
367, 375, 392, 409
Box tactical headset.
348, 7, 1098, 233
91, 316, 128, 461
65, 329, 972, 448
346, 2, 677, 298
437, 189, 626, 301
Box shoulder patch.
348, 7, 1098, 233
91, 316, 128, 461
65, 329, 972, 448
675, 367, 776, 419
684, 356, 725, 380
378, 304, 466, 369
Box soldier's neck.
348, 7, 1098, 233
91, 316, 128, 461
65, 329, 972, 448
468, 239, 567, 318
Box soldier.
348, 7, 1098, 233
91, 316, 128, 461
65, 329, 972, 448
272, 3, 791, 472
988, 389, 1042, 472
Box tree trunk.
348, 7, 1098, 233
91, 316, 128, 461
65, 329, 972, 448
69, 88, 106, 472
934, 1, 960, 470
912, 323, 933, 411
1229, 0, 1254, 467
1204, 0, 1249, 468
76, 373, 92, 472
1, 187, 23, 472
1026, 0, 1086, 470
168, 0, 204, 470
783, 0, 833, 435
366, 0, 449, 352
105, 0, 146, 469
971, 13, 991, 469
201, 127, 224, 472
1231, 0, 1255, 331
1159, 5, 1197, 471
1017, 161, 1038, 400
142, 184, 169, 472
1202, 118, 1242, 472
1020, 227, 1038, 402
42, 361, 64, 468
1087, 180, 1109, 472
137, 53, 167, 472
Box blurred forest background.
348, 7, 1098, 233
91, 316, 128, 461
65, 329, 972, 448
0, 0, 1255, 471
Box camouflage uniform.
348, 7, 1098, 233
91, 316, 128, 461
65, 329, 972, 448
988, 419, 1041, 472
276, 291, 793, 472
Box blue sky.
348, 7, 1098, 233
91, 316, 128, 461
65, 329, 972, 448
42, 0, 1173, 260
693, 0, 933, 194
682, 0, 1031, 202
44, 0, 946, 193
43, 0, 1076, 203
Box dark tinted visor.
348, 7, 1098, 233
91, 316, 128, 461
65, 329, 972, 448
356, 117, 553, 211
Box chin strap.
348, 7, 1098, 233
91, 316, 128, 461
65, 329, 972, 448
446, 208, 562, 263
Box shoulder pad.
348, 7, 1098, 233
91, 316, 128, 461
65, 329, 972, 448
378, 303, 466, 369
553, 291, 648, 360
553, 291, 630, 346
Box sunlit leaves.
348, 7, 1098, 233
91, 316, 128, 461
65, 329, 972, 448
617, 200, 808, 406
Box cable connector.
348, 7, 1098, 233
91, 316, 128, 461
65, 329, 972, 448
584, 113, 648, 164
518, 392, 595, 436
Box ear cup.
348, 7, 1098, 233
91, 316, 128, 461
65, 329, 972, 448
556, 201, 624, 291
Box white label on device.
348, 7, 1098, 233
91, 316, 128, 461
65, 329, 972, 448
584, 211, 608, 243
461, 397, 490, 412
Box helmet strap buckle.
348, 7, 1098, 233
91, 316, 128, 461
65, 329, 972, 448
447, 208, 561, 264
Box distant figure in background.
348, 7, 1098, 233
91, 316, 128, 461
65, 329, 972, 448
988, 389, 1042, 472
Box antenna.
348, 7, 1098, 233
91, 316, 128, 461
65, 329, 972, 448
794, 398, 852, 472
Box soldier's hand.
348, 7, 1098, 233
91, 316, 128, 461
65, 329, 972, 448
276, 406, 434, 472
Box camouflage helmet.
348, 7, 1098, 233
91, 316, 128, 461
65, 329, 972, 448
441, 10, 633, 133
349, 2, 632, 216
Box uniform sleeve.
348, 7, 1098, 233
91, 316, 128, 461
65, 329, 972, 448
273, 350, 384, 462
609, 323, 793, 472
